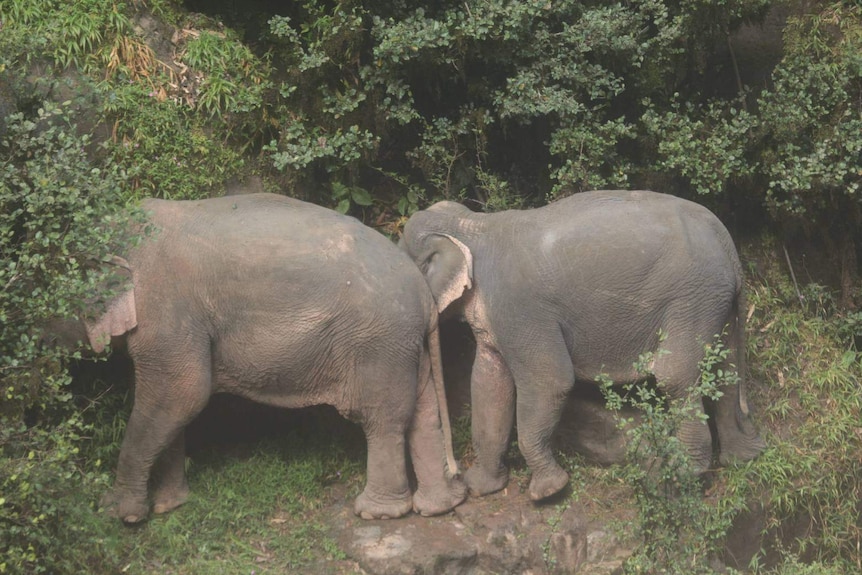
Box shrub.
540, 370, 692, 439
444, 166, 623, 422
734, 245, 862, 569
101, 81, 243, 200
599, 335, 742, 574
755, 1, 862, 306
0, 102, 133, 574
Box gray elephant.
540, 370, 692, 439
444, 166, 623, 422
400, 190, 765, 501
84, 193, 466, 523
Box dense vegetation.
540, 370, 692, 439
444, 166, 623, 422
1, 0, 860, 573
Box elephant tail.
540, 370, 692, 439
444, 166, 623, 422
718, 286, 766, 463
731, 287, 752, 418
428, 312, 460, 477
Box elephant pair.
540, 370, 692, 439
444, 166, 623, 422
88, 190, 763, 523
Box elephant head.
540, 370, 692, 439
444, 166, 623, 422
84, 256, 137, 353
401, 202, 480, 314
39, 256, 137, 354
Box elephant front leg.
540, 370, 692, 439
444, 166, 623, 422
101, 407, 158, 523
104, 355, 212, 524
508, 342, 574, 501
464, 344, 515, 497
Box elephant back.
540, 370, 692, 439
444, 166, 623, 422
135, 193, 434, 355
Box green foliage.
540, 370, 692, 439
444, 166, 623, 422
0, 102, 134, 575
262, 3, 386, 211
598, 334, 742, 574
734, 246, 862, 569
0, 0, 134, 75
642, 98, 758, 197
331, 181, 373, 213
257, 0, 773, 215
101, 81, 243, 200
267, 119, 376, 176
756, 2, 862, 221
756, 555, 848, 575
180, 28, 272, 141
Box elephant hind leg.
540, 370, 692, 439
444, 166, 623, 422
651, 336, 714, 474
713, 325, 765, 464
351, 359, 414, 520
715, 393, 766, 464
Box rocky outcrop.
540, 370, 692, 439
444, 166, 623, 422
332, 486, 633, 575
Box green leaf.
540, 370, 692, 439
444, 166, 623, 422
840, 350, 858, 369
350, 187, 373, 206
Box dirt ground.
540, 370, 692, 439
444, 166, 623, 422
178, 319, 768, 574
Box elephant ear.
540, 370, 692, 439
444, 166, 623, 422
84, 256, 137, 353
420, 234, 474, 313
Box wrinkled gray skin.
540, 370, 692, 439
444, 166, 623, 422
400, 190, 765, 501
86, 193, 465, 523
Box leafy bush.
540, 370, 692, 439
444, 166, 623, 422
755, 2, 862, 305
642, 99, 758, 199
757, 2, 862, 220
732, 244, 862, 569
179, 27, 272, 141
599, 335, 742, 574
0, 0, 137, 76
264, 4, 380, 206
101, 81, 243, 200
0, 102, 134, 574
253, 0, 774, 216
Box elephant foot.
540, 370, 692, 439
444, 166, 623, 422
153, 483, 190, 515
101, 490, 149, 524
354, 488, 413, 520
528, 465, 569, 501
464, 463, 508, 497
413, 476, 467, 516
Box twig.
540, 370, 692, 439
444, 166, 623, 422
726, 28, 748, 112
783, 244, 805, 307
3, 272, 20, 292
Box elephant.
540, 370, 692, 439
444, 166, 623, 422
399, 190, 765, 501
82, 193, 466, 523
